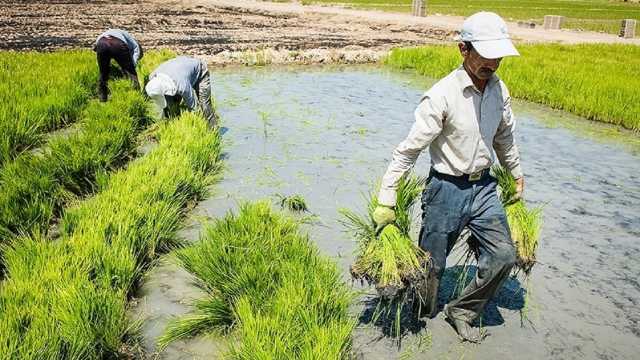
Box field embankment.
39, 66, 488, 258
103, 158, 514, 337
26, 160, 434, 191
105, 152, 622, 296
0, 109, 222, 359
385, 43, 640, 131
308, 0, 640, 36
0, 50, 173, 262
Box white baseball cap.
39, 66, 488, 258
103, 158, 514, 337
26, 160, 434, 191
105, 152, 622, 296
145, 73, 177, 109
459, 12, 519, 59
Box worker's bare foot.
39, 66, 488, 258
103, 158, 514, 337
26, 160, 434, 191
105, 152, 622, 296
443, 305, 484, 343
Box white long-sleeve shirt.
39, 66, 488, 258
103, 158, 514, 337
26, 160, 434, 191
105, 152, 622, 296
96, 29, 142, 66
378, 66, 522, 207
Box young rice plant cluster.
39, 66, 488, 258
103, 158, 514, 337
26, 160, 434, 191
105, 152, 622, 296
0, 113, 222, 359
0, 51, 97, 166
340, 175, 430, 340
492, 165, 542, 275
0, 51, 174, 264
384, 44, 640, 131
340, 174, 429, 296
158, 201, 356, 359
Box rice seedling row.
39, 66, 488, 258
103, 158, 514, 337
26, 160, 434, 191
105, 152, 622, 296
384, 44, 640, 131
0, 51, 174, 263
0, 112, 222, 359
0, 51, 97, 166
158, 201, 356, 359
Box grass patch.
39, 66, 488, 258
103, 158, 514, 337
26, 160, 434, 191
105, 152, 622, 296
307, 0, 640, 35
0, 51, 174, 255
385, 44, 640, 131
158, 201, 355, 358
0, 51, 98, 166
0, 112, 222, 359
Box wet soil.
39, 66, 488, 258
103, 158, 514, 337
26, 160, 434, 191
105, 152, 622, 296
0, 0, 448, 63
130, 65, 640, 359
4, 0, 637, 66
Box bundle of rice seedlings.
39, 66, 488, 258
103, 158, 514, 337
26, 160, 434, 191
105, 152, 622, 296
276, 193, 309, 212
340, 174, 429, 341
340, 174, 428, 296
492, 165, 543, 275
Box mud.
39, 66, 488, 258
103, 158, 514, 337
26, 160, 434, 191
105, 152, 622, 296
130, 65, 640, 359
0, 0, 448, 64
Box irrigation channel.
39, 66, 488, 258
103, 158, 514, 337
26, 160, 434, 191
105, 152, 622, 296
131, 65, 640, 359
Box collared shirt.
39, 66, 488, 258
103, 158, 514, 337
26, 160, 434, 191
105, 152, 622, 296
96, 29, 142, 66
150, 56, 206, 111
378, 66, 522, 207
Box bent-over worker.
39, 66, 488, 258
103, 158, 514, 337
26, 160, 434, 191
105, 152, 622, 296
94, 29, 143, 101
373, 12, 524, 343
145, 56, 218, 128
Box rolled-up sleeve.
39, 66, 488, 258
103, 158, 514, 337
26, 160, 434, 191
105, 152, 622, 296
378, 93, 445, 207
493, 86, 522, 179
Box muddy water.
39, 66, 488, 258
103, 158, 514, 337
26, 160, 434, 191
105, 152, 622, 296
131, 65, 640, 359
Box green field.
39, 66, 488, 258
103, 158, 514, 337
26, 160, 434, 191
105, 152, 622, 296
384, 43, 640, 131
0, 50, 173, 252
0, 50, 224, 359
308, 0, 640, 35
0, 52, 96, 166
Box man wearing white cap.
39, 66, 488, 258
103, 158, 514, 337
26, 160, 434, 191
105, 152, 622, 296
145, 56, 218, 128
372, 12, 523, 342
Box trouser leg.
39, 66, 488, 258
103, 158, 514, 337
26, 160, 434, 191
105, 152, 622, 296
445, 177, 516, 323
111, 41, 140, 90
95, 39, 111, 102
197, 61, 218, 128
417, 175, 468, 317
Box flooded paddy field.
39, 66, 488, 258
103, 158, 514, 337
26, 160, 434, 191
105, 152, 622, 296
131, 65, 640, 359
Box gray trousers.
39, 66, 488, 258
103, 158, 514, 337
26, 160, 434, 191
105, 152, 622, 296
196, 61, 218, 128
419, 169, 516, 322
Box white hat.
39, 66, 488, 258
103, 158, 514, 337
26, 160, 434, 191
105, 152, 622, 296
145, 73, 177, 109
459, 12, 519, 59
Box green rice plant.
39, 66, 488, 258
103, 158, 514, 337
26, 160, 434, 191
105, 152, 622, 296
340, 174, 428, 292
491, 165, 543, 275
0, 51, 175, 257
0, 112, 222, 359
385, 44, 640, 131
158, 201, 355, 359
506, 201, 542, 274
138, 49, 176, 84
276, 193, 309, 212
340, 174, 428, 341
0, 51, 98, 166
492, 164, 518, 205
258, 110, 271, 138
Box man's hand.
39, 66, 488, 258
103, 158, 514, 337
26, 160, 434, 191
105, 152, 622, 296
505, 176, 525, 205
514, 176, 525, 201
373, 205, 396, 229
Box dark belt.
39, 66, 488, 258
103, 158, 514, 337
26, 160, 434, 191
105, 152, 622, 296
430, 168, 490, 182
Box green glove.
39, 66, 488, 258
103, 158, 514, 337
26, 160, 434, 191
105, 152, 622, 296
373, 205, 396, 228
